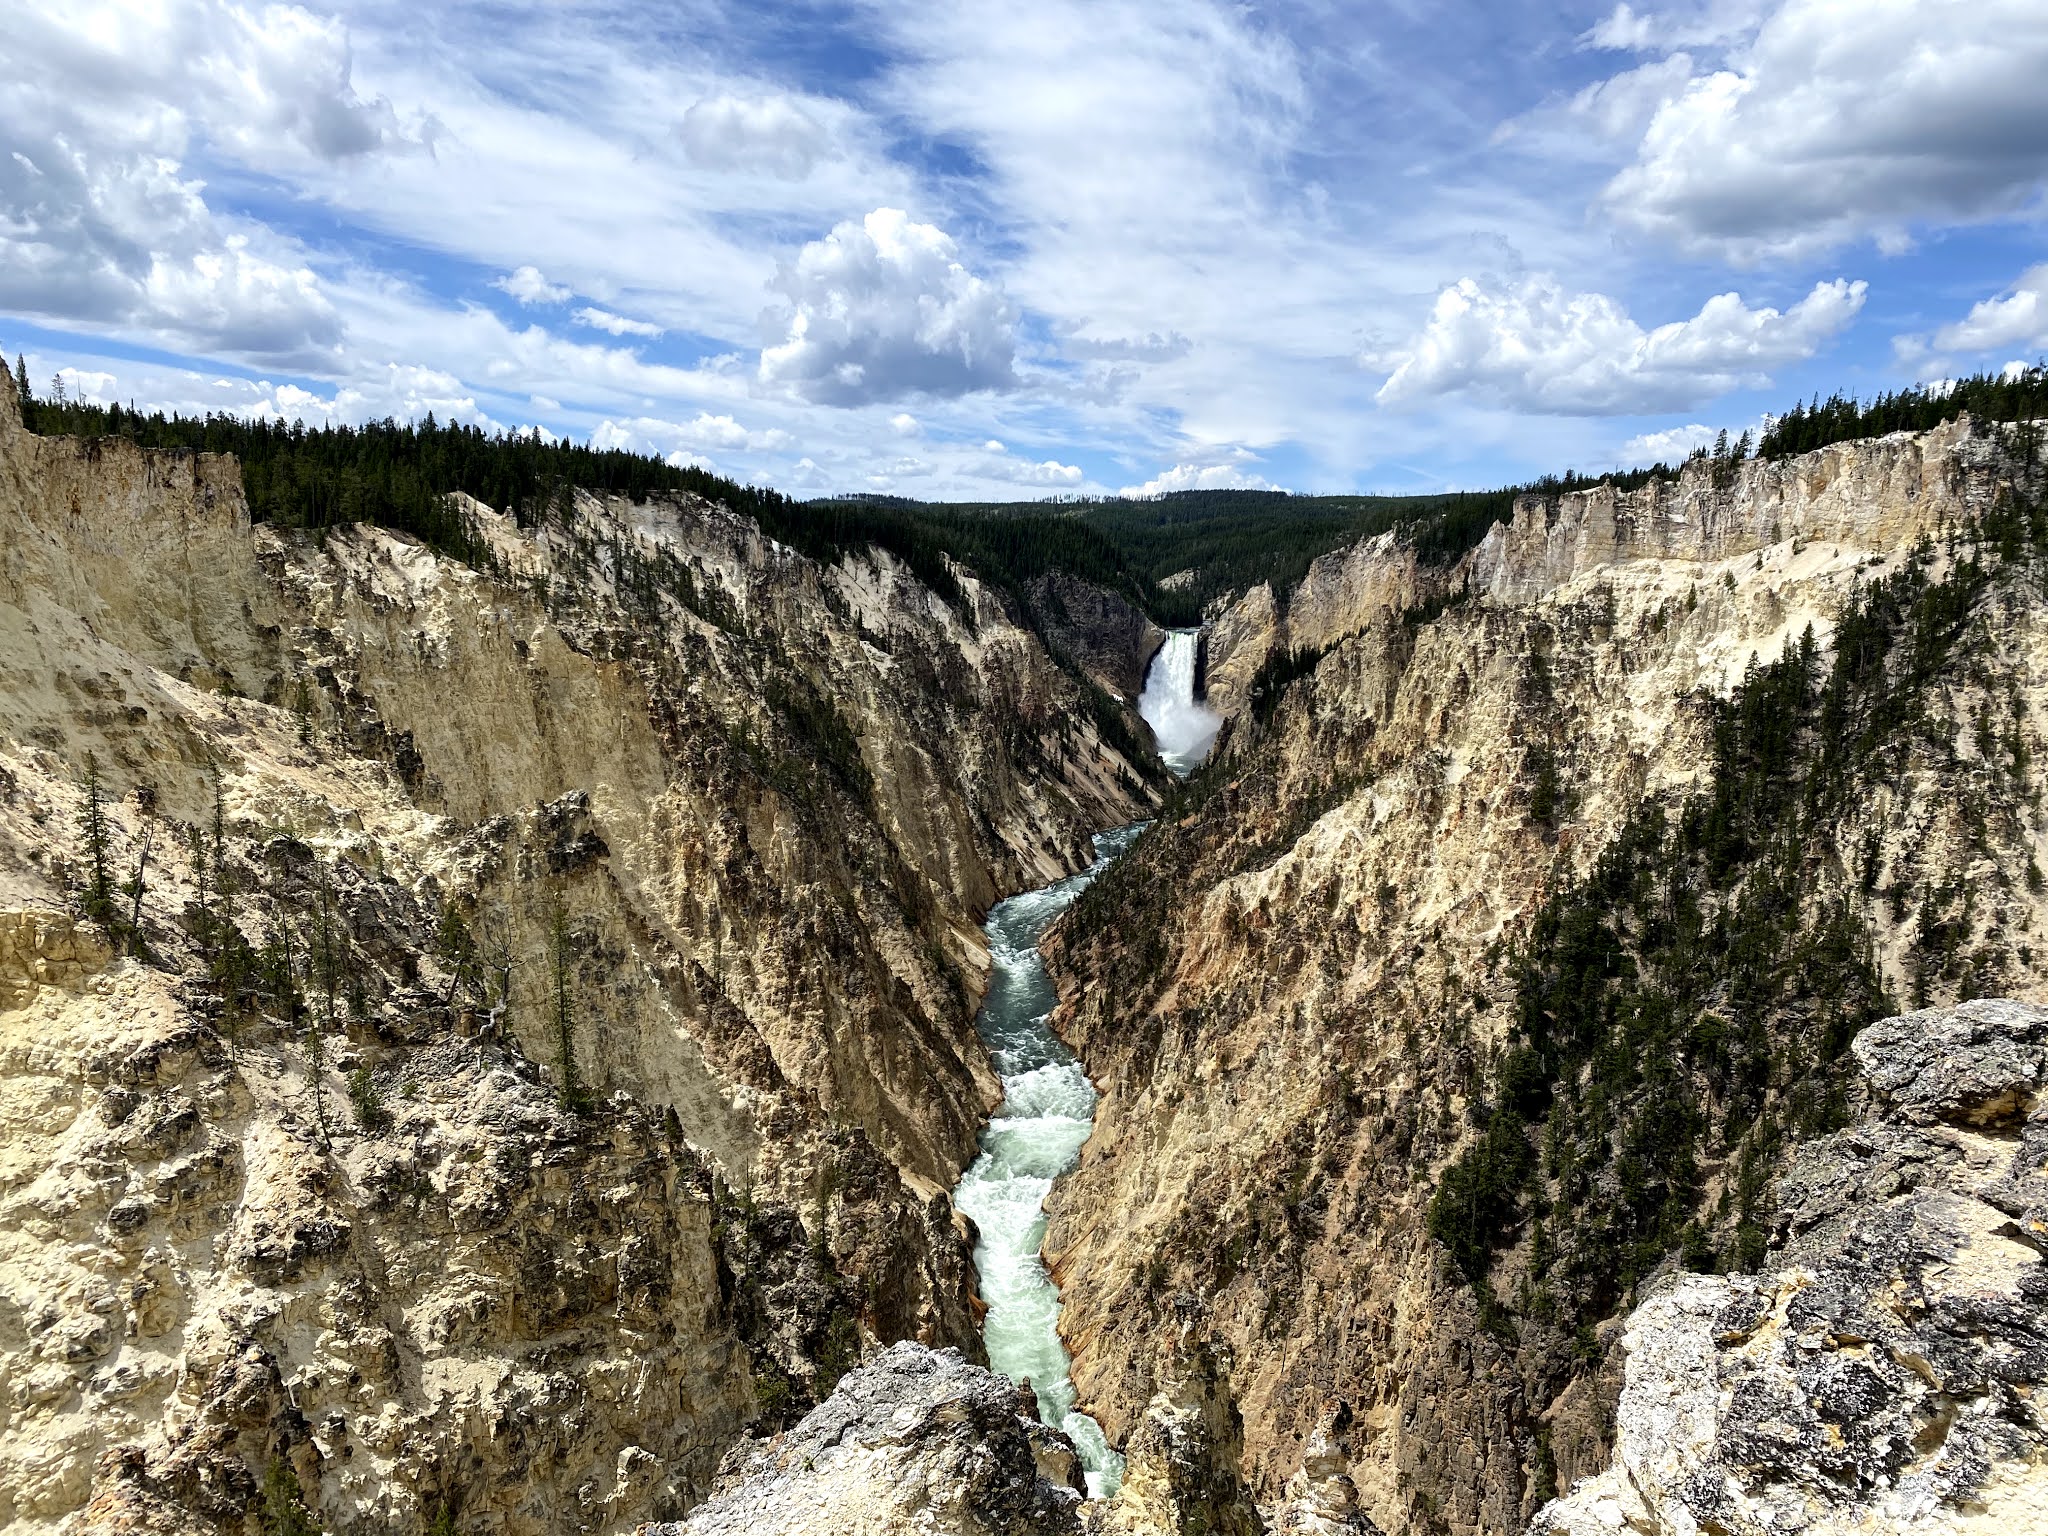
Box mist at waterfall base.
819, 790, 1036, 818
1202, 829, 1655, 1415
1139, 630, 1221, 777
952, 823, 1146, 1499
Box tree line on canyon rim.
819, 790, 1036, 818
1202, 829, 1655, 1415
19, 351, 2043, 635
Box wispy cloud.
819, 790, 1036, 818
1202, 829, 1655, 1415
575, 306, 665, 338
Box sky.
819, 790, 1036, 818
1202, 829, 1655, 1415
1, 0, 2045, 501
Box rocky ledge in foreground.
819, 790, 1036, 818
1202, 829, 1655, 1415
641, 1342, 1090, 1536
1536, 998, 2048, 1536
640, 1326, 1372, 1536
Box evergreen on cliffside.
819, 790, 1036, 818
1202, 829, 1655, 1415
1431, 488, 2048, 1334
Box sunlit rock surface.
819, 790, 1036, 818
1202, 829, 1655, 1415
0, 365, 1158, 1536
651, 1342, 1087, 1536
1044, 416, 2048, 1533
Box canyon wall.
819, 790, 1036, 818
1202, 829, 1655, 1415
625, 994, 2047, 1536
0, 368, 1158, 1536
1205, 416, 1991, 714
1045, 416, 2048, 1533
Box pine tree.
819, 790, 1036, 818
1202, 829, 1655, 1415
306, 879, 345, 1139
210, 773, 234, 905
260, 898, 301, 1026
550, 902, 588, 1114
77, 756, 116, 930
291, 675, 315, 745
311, 879, 341, 1031
11, 354, 28, 404
259, 1457, 319, 1536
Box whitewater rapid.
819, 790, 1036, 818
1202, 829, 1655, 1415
952, 822, 1145, 1498
1138, 629, 1220, 776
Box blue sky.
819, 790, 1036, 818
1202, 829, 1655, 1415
2, 0, 2045, 500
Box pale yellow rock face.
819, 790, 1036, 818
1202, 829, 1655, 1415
0, 911, 111, 1008
0, 368, 1156, 1536
1045, 418, 2048, 1536
1206, 415, 2010, 708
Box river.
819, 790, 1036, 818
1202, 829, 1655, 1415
949, 631, 1213, 1498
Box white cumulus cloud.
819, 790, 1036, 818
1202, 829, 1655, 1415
1562, 53, 1699, 144
495, 266, 571, 305
189, 0, 429, 163
978, 453, 1083, 487
0, 131, 339, 361
1596, 0, 2048, 260
591, 412, 794, 457
1119, 462, 1281, 498
1373, 274, 1866, 415
679, 93, 833, 180
1619, 423, 1719, 462
0, 0, 451, 361
1931, 264, 2048, 356
758, 208, 1017, 406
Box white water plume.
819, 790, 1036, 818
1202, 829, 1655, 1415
1138, 630, 1220, 777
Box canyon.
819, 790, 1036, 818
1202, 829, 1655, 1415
1044, 413, 2048, 1533
1, 355, 2045, 1536
0, 365, 1160, 1535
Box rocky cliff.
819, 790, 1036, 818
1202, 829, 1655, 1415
0, 367, 1158, 1536
1023, 571, 1166, 705
629, 995, 2046, 1536
1534, 998, 2048, 1536
1204, 415, 2003, 714
1043, 416, 2048, 1533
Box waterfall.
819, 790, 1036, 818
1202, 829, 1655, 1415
1138, 629, 1221, 777
943, 630, 1215, 1497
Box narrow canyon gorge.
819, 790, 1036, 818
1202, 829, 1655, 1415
2, 365, 2045, 1536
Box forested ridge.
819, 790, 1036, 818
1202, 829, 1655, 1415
831, 475, 1659, 627
13, 357, 2044, 639
1758, 364, 2047, 458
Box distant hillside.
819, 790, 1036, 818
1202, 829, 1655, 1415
836, 478, 1650, 625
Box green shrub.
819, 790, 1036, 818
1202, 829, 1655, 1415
260, 1458, 319, 1536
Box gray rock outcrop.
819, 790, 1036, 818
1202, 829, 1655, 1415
1532, 999, 2048, 1536
651, 1342, 1086, 1536
1086, 1322, 1266, 1536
